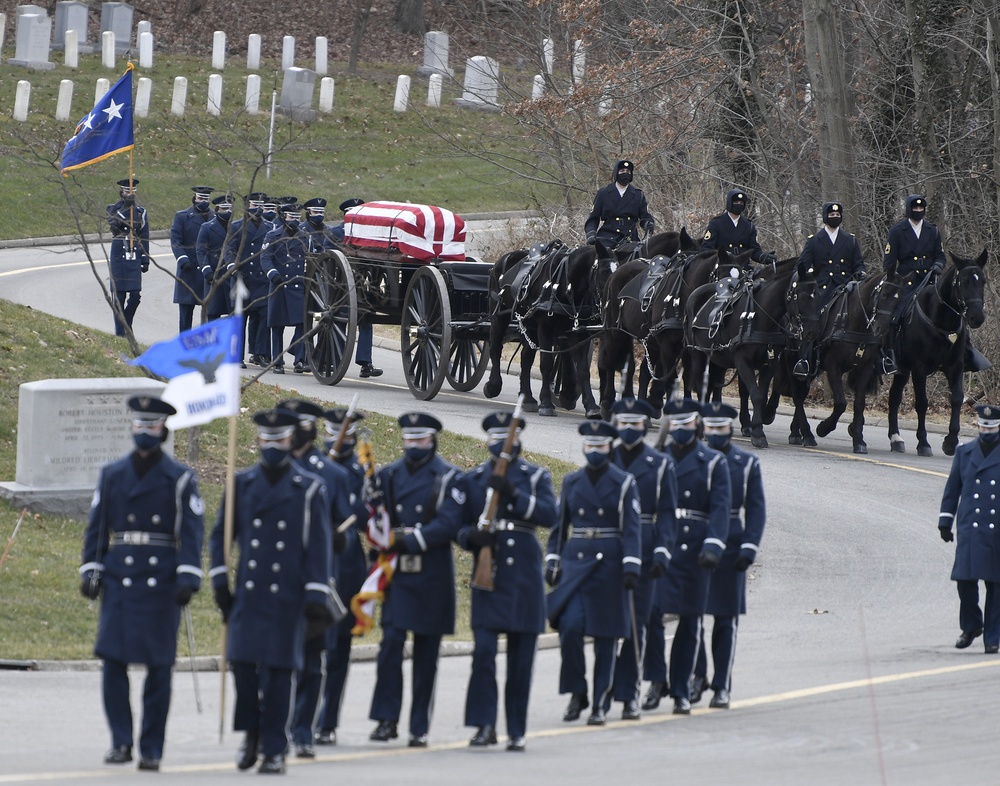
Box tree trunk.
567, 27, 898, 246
988, 16, 1000, 217
349, 0, 375, 75
395, 0, 425, 35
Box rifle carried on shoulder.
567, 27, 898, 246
329, 393, 360, 459
471, 395, 524, 592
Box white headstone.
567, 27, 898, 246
245, 73, 260, 114
281, 35, 295, 71
13, 80, 30, 121
247, 33, 261, 70
100, 2, 133, 53
136, 19, 149, 38
542, 38, 554, 75
171, 75, 187, 116
207, 73, 222, 116
64, 29, 78, 68
138, 30, 152, 68
135, 76, 151, 118
318, 76, 334, 113
16, 4, 46, 18
54, 1, 91, 52
455, 55, 500, 111
531, 74, 544, 101
10, 12, 54, 70
315, 36, 328, 76
95, 77, 109, 103
279, 66, 316, 121
572, 40, 585, 84
212, 30, 225, 70
0, 14, 7, 55
417, 30, 453, 77
426, 73, 441, 108
393, 74, 410, 113
101, 29, 115, 68
55, 78, 73, 120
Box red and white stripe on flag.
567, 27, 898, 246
343, 201, 466, 262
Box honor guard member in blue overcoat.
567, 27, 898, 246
330, 197, 364, 243
584, 159, 654, 249
938, 404, 1000, 654
603, 398, 678, 720
224, 192, 273, 367
650, 399, 731, 715
79, 396, 204, 771
170, 185, 214, 332
196, 194, 235, 322
261, 197, 279, 227
700, 189, 776, 266
261, 200, 309, 374
369, 413, 467, 747
314, 407, 371, 747
689, 402, 766, 709
303, 197, 339, 252
457, 412, 558, 751
276, 399, 354, 759
106, 178, 150, 336
209, 410, 334, 775
545, 420, 642, 726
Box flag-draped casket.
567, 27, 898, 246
343, 201, 466, 262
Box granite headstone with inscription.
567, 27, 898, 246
53, 1, 92, 53
9, 12, 54, 70
99, 1, 132, 54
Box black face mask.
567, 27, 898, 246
616, 172, 633, 186
193, 201, 210, 213
907, 207, 925, 222
825, 216, 842, 229
729, 203, 745, 216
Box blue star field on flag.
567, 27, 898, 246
60, 66, 135, 175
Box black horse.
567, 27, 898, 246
686, 259, 820, 448
483, 240, 615, 417
887, 250, 989, 457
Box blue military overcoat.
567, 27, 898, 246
225, 217, 272, 306
261, 226, 308, 327
545, 464, 642, 638
107, 201, 150, 291
458, 457, 558, 633
657, 442, 731, 616
209, 464, 333, 670
883, 218, 946, 278
196, 216, 234, 315
797, 228, 865, 306
170, 205, 211, 305
705, 443, 766, 616
377, 454, 466, 637
701, 212, 766, 263
81, 452, 204, 666
939, 438, 1000, 583
613, 444, 678, 577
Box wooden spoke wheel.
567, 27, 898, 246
401, 266, 451, 400
446, 334, 489, 391
304, 250, 357, 386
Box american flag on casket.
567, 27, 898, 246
343, 201, 467, 262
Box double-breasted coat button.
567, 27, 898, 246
577, 552, 584, 559
506, 557, 514, 566
127, 513, 137, 523
396, 504, 404, 513
248, 559, 257, 569
680, 544, 688, 551
151, 515, 161, 525
251, 539, 260, 548
123, 577, 132, 587
149, 556, 158, 566
578, 509, 585, 516
974, 493, 980, 499
683, 525, 690, 533
683, 490, 691, 498
506, 539, 515, 547
276, 541, 285, 551
596, 552, 604, 560
272, 563, 281, 572
415, 505, 424, 514
270, 584, 279, 593
147, 577, 157, 587
597, 508, 605, 516
124, 556, 134, 566
277, 521, 287, 530
246, 580, 255, 590
253, 519, 262, 528
973, 523, 979, 528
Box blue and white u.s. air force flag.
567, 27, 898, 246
128, 315, 242, 429
60, 65, 135, 175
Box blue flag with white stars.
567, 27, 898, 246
60, 66, 135, 175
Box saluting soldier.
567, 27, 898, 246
689, 402, 766, 709
604, 399, 677, 720
545, 420, 642, 726
314, 407, 371, 747
261, 200, 309, 374
701, 189, 776, 265
196, 194, 235, 322
276, 399, 353, 760
106, 178, 150, 337
652, 399, 731, 715
584, 159, 654, 249
209, 410, 334, 775
938, 404, 1000, 654
170, 185, 214, 332
369, 413, 467, 748
457, 412, 558, 751
224, 192, 272, 367
79, 396, 204, 771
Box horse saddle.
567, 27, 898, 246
617, 254, 675, 312
707, 277, 749, 340
515, 241, 570, 315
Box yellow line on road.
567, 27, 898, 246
2, 658, 996, 781
799, 446, 951, 478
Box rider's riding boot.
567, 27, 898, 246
964, 341, 992, 372
881, 348, 899, 376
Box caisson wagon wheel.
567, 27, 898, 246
401, 266, 451, 400
446, 334, 489, 392
304, 250, 357, 386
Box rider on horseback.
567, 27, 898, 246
701, 189, 777, 267
585, 159, 654, 249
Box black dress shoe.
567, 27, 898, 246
562, 693, 589, 722
359, 363, 383, 378
258, 754, 285, 774
104, 746, 132, 765
137, 757, 160, 771
986, 644, 999, 654
236, 732, 259, 771
294, 742, 315, 758
689, 674, 708, 705
408, 734, 428, 748
370, 720, 398, 742
709, 688, 731, 709
294, 361, 309, 374
956, 628, 984, 649
641, 681, 668, 711
314, 729, 336, 745
240, 361, 247, 369
672, 697, 691, 715
506, 736, 526, 752
586, 709, 606, 726
469, 725, 498, 747
621, 699, 641, 720
273, 366, 285, 375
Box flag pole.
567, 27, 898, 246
127, 62, 135, 256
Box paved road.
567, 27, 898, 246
1, 234, 998, 784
